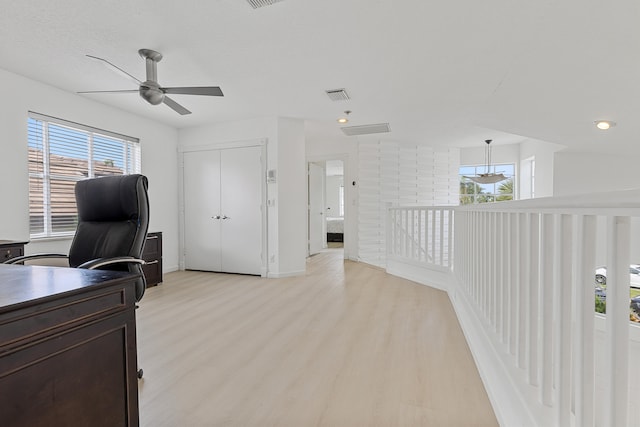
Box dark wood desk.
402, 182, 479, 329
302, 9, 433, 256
0, 240, 28, 263
0, 264, 140, 426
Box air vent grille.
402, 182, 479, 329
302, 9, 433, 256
246, 0, 284, 9
325, 88, 350, 101
341, 123, 391, 136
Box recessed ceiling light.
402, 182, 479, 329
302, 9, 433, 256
595, 120, 616, 130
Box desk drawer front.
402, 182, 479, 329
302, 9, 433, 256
1, 246, 23, 262
0, 288, 128, 349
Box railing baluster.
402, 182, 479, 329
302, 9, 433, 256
431, 209, 436, 268
518, 212, 529, 370
510, 212, 518, 356
447, 209, 453, 269
502, 212, 510, 344
574, 215, 596, 427
438, 209, 444, 266
540, 213, 554, 406
556, 214, 572, 425
605, 216, 630, 427
528, 213, 540, 387
481, 212, 487, 315
491, 212, 498, 330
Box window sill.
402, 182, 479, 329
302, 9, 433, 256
29, 235, 74, 242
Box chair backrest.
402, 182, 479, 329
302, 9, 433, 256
69, 174, 150, 301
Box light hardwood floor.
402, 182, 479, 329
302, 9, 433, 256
137, 250, 498, 427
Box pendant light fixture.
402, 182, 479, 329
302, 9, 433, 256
464, 139, 507, 184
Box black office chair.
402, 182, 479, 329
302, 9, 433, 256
6, 174, 149, 376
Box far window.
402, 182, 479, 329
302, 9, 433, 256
28, 112, 141, 238
459, 164, 515, 205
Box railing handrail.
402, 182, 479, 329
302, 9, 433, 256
455, 187, 640, 215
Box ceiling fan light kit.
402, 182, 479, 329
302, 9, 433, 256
464, 139, 508, 184
79, 48, 224, 115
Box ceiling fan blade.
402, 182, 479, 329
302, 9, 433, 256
163, 86, 224, 96
86, 54, 142, 85
78, 89, 139, 94
163, 96, 192, 115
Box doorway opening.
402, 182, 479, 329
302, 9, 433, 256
308, 159, 345, 256
325, 160, 344, 249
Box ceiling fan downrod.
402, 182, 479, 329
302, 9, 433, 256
138, 49, 164, 105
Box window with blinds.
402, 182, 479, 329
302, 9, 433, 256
27, 112, 141, 238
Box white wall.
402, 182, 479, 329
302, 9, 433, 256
357, 142, 460, 268
459, 143, 520, 167
276, 118, 306, 276
178, 116, 307, 277
553, 151, 639, 197
0, 68, 180, 272
519, 139, 563, 198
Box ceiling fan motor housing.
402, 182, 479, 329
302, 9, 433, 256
140, 82, 164, 105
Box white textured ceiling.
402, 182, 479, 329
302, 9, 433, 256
1, 0, 638, 152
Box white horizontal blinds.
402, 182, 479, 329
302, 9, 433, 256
27, 112, 141, 238
27, 119, 46, 235
357, 142, 459, 267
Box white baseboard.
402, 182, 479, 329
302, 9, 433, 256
267, 269, 305, 278
385, 258, 450, 291
163, 264, 179, 273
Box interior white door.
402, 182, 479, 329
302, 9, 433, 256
184, 150, 222, 271
220, 146, 263, 275
183, 145, 263, 275
308, 162, 325, 255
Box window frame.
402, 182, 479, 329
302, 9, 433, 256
459, 163, 516, 205
28, 112, 141, 239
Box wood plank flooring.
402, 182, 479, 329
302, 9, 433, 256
137, 250, 497, 427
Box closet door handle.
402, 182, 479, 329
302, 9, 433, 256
212, 215, 221, 220
222, 215, 230, 220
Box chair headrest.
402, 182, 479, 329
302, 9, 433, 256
75, 174, 148, 222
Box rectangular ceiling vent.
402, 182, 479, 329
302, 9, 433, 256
246, 0, 284, 9
325, 88, 350, 101
341, 123, 391, 136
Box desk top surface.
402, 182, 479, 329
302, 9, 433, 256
0, 264, 136, 312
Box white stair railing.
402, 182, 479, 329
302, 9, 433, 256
387, 190, 640, 427
387, 207, 453, 270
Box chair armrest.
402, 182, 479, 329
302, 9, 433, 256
3, 253, 69, 265
78, 256, 146, 270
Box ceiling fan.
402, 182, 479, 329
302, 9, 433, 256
79, 49, 223, 115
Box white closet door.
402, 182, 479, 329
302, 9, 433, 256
184, 150, 222, 271
220, 146, 263, 275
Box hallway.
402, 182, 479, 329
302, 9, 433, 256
137, 251, 497, 426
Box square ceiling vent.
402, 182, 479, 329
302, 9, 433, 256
341, 123, 391, 136
325, 88, 350, 101
246, 0, 284, 8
